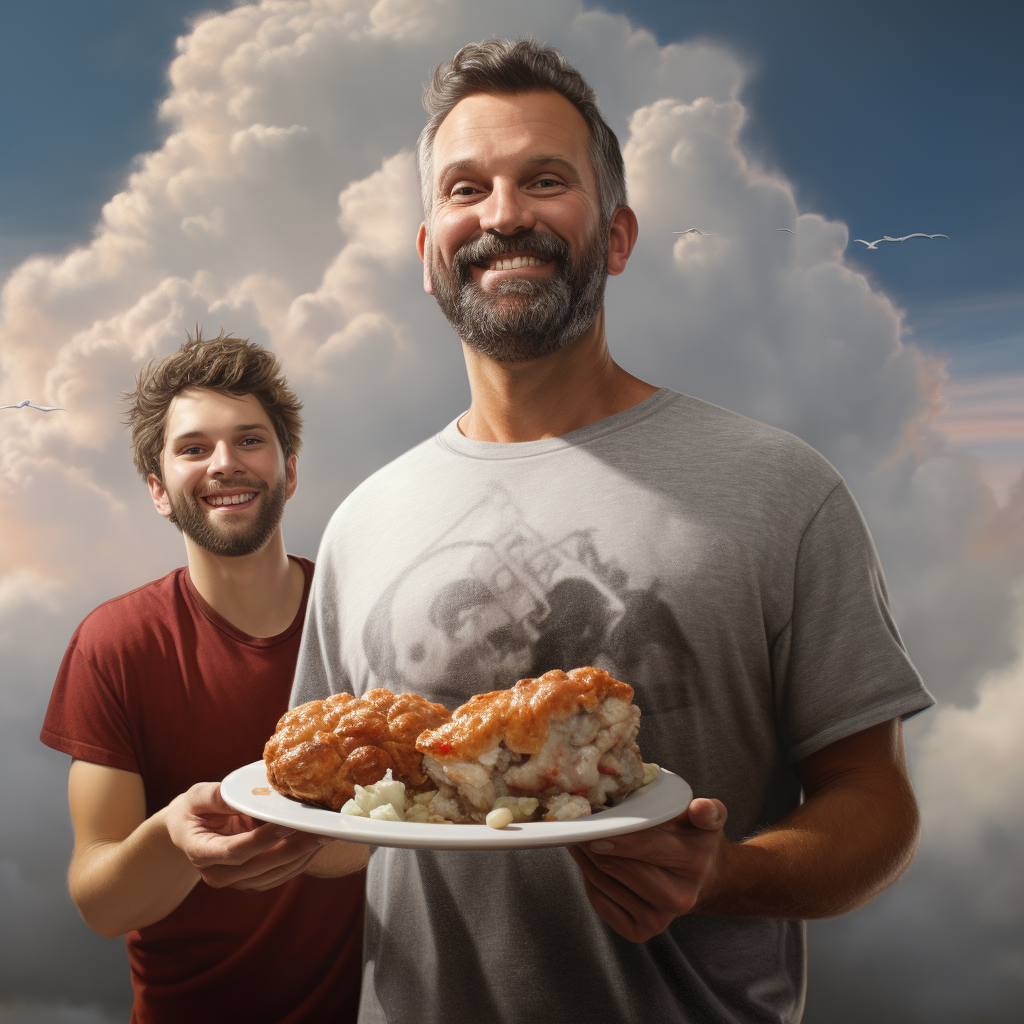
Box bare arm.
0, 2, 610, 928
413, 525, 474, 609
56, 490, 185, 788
67, 762, 365, 938
696, 717, 919, 917
569, 718, 920, 941
304, 840, 372, 878
68, 760, 200, 937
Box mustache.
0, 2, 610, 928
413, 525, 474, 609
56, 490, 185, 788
197, 479, 267, 497
453, 230, 570, 272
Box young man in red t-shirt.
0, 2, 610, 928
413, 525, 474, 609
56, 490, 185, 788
41, 333, 369, 1023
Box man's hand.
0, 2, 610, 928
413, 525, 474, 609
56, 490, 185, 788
165, 782, 334, 891
567, 797, 727, 943
568, 721, 922, 937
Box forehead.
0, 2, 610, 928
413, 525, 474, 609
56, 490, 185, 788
163, 388, 273, 441
432, 90, 595, 183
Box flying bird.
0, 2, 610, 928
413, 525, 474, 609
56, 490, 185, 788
775, 228, 795, 234
853, 233, 949, 249
1, 399, 66, 412
673, 228, 710, 235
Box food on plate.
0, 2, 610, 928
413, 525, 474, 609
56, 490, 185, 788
415, 667, 646, 824
485, 807, 515, 829
264, 689, 451, 811
338, 770, 452, 824
264, 669, 656, 827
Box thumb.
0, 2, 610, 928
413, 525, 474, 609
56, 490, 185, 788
680, 798, 727, 832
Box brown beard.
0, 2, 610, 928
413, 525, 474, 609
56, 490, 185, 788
168, 476, 286, 557
429, 226, 608, 362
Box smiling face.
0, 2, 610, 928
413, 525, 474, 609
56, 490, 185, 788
418, 90, 611, 362
148, 388, 297, 558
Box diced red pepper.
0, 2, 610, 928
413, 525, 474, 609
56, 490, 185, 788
437, 742, 453, 754
573, 788, 590, 797
598, 765, 618, 775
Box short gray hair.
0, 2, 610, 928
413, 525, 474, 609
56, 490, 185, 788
416, 39, 627, 225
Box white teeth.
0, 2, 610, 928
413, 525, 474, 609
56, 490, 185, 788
489, 256, 542, 271
206, 492, 256, 506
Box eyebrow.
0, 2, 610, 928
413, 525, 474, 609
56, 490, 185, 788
169, 424, 271, 445
436, 154, 583, 189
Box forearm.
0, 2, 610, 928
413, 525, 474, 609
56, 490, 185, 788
304, 840, 372, 878
695, 774, 920, 919
69, 805, 201, 937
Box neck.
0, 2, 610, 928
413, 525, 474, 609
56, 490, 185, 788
183, 529, 304, 638
458, 309, 658, 443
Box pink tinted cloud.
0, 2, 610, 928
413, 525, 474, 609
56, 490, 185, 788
933, 374, 1024, 499
935, 374, 1024, 441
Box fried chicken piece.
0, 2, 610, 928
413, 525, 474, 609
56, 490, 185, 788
264, 689, 451, 811
415, 667, 645, 823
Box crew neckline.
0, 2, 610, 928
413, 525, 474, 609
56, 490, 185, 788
436, 388, 679, 461
182, 555, 312, 647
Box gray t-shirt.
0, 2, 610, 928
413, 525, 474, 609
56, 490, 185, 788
294, 389, 933, 1024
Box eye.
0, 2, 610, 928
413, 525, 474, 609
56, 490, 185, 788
240, 436, 264, 447
182, 445, 204, 456
449, 183, 485, 201
528, 175, 567, 193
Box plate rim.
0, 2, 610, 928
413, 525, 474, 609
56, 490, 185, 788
221, 760, 692, 850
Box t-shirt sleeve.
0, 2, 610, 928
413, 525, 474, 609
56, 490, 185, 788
291, 526, 353, 708
772, 480, 935, 763
39, 627, 140, 774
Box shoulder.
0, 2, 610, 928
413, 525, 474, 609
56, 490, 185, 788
321, 433, 447, 539
71, 569, 187, 656
638, 391, 847, 520
667, 391, 837, 470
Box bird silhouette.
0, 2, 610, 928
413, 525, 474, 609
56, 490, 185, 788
775, 228, 795, 234
853, 233, 949, 249
1, 399, 66, 412
672, 228, 710, 235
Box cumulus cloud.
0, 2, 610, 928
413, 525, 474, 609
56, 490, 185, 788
805, 598, 1024, 1022
933, 373, 1024, 502
1, 0, 1021, 1019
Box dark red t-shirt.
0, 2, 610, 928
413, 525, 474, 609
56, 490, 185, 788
40, 557, 365, 1024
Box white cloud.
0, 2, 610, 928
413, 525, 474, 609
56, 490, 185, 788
1, 0, 1022, 1018
805, 597, 1024, 1021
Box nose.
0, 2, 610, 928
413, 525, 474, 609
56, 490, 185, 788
208, 440, 245, 477
477, 178, 537, 237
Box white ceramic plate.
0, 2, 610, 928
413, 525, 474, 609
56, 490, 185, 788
221, 760, 692, 851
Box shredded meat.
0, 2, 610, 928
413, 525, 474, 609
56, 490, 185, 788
264, 689, 451, 811
416, 667, 645, 823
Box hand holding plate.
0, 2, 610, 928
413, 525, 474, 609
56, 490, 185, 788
165, 781, 333, 891
568, 796, 727, 942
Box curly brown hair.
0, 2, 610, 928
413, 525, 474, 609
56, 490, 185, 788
123, 329, 303, 481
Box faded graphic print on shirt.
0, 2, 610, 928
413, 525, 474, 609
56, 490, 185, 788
360, 483, 695, 712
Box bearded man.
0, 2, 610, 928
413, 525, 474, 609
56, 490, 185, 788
293, 40, 934, 1024
40, 332, 369, 1024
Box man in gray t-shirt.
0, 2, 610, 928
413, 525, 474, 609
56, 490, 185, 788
293, 40, 934, 1024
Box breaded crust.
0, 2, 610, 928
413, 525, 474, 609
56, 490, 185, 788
264, 689, 451, 810
416, 667, 634, 761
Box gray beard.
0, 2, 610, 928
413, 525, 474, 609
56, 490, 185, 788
430, 228, 608, 363
168, 476, 286, 557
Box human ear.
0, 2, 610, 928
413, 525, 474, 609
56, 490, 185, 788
284, 454, 298, 500
606, 206, 639, 276
148, 472, 174, 519
417, 223, 434, 295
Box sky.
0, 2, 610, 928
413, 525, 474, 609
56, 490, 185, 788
0, 1, 1022, 1021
